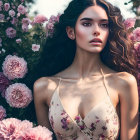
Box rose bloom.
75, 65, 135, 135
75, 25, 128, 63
0, 14, 5, 21
133, 27, 140, 42
0, 118, 33, 139
21, 125, 52, 140
34, 14, 48, 24
22, 24, 28, 32
16, 38, 22, 44
2, 55, 28, 80
0, 106, 6, 121
17, 4, 26, 15
32, 44, 40, 52
5, 83, 32, 108
9, 9, 15, 17
22, 18, 30, 25
6, 27, 16, 38
0, 118, 52, 140
4, 3, 10, 11
124, 18, 136, 29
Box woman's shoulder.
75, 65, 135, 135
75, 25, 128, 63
33, 76, 60, 101
111, 72, 138, 99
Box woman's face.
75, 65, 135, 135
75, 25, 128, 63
74, 5, 109, 53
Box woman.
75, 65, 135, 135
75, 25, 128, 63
34, 0, 139, 139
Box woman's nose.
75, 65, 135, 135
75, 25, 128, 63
92, 25, 100, 36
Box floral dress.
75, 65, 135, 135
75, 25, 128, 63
48, 69, 120, 140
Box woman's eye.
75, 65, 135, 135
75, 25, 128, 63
82, 22, 92, 27
100, 23, 109, 28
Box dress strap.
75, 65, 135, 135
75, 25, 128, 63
99, 65, 110, 97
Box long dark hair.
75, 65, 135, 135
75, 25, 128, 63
37, 0, 138, 78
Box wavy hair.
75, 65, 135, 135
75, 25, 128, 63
37, 0, 138, 78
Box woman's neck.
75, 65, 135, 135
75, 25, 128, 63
69, 48, 104, 78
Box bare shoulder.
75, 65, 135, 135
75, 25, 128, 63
112, 72, 138, 99
33, 76, 59, 105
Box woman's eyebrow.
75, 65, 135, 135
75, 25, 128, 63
80, 17, 109, 22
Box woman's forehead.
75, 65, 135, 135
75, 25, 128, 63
78, 5, 108, 21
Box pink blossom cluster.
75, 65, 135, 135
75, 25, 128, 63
0, 118, 52, 140
0, 72, 11, 97
6, 27, 16, 38
5, 83, 32, 108
16, 38, 22, 44
33, 14, 48, 24
2, 55, 28, 80
124, 18, 136, 30
9, 9, 15, 17
46, 14, 61, 37
32, 44, 40, 52
4, 3, 10, 11
0, 106, 6, 121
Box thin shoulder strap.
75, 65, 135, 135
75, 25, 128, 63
99, 65, 110, 96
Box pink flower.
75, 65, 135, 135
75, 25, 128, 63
16, 39, 22, 44
22, 18, 30, 25
9, 9, 15, 17
22, 24, 28, 32
0, 72, 11, 97
17, 4, 26, 15
22, 125, 52, 140
0, 106, 6, 121
2, 55, 28, 80
32, 44, 40, 52
0, 118, 32, 139
34, 14, 48, 24
6, 27, 16, 38
133, 27, 140, 42
124, 18, 136, 29
128, 33, 135, 42
0, 14, 4, 21
5, 83, 32, 108
0, 118, 52, 140
4, 3, 10, 11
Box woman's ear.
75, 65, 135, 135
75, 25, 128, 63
66, 26, 75, 40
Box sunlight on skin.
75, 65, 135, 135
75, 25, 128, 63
29, 0, 135, 19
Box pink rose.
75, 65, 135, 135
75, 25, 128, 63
17, 4, 26, 15
22, 24, 28, 32
6, 27, 16, 38
5, 83, 32, 108
133, 27, 140, 42
22, 18, 30, 25
124, 18, 136, 29
16, 39, 22, 44
9, 9, 15, 17
34, 14, 48, 24
4, 3, 10, 11
2, 55, 28, 80
32, 44, 40, 52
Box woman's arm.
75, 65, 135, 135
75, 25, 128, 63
33, 77, 54, 130
119, 72, 139, 140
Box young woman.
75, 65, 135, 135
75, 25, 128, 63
34, 0, 139, 139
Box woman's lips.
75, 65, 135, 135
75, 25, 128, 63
89, 38, 102, 45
